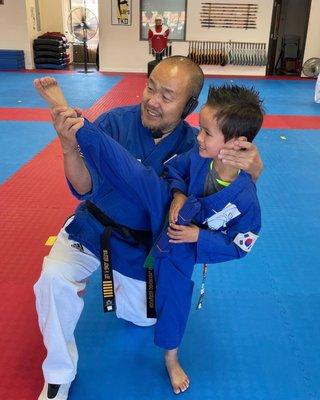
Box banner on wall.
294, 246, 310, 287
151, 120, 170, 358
111, 0, 132, 25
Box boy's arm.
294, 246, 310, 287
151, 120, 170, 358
168, 194, 261, 262
164, 150, 192, 195
169, 191, 188, 224
164, 149, 193, 222
196, 198, 261, 264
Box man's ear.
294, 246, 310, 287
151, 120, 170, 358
237, 136, 248, 142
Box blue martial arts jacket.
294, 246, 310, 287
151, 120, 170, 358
160, 145, 261, 268
65, 105, 197, 280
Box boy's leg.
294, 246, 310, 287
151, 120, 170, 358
153, 254, 195, 394
34, 77, 68, 107
34, 218, 100, 399
154, 256, 194, 349
76, 120, 170, 236
165, 348, 190, 394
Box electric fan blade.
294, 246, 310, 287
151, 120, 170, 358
302, 58, 320, 78
68, 7, 98, 42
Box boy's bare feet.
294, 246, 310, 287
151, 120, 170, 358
165, 349, 190, 394
33, 76, 68, 108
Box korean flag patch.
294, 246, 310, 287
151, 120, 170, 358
233, 231, 259, 253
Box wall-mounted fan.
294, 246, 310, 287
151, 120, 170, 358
67, 6, 99, 73
302, 57, 320, 78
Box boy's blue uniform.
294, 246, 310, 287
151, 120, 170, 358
65, 105, 197, 281
75, 120, 261, 350
152, 148, 261, 349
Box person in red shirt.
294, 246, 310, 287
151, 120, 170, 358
148, 15, 170, 61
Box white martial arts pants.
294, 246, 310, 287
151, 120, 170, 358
34, 217, 156, 385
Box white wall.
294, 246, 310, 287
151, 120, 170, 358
98, 0, 273, 75
186, 0, 273, 75
303, 0, 320, 63
0, 0, 70, 69
0, 0, 318, 74
40, 0, 64, 33
98, 0, 154, 73
0, 0, 32, 67
25, 0, 48, 68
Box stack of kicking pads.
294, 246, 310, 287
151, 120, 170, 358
33, 32, 70, 70
0, 50, 25, 70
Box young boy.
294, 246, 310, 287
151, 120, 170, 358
34, 77, 263, 395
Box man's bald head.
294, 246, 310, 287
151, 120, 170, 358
141, 56, 203, 135
154, 56, 204, 99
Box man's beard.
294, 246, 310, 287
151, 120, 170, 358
151, 129, 165, 139
141, 106, 178, 138
141, 118, 166, 138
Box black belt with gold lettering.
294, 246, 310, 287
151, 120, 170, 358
85, 200, 151, 313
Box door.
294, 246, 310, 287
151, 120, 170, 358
266, 0, 282, 75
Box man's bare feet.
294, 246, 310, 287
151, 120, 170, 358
33, 76, 68, 108
165, 349, 190, 394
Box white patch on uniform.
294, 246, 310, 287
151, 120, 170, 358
205, 203, 241, 230
233, 231, 259, 252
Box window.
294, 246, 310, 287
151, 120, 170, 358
70, 0, 99, 16
69, 0, 99, 45
140, 0, 187, 41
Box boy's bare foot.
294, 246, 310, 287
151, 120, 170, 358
33, 76, 68, 108
165, 349, 190, 394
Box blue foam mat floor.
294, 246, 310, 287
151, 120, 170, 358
70, 130, 320, 399
0, 72, 121, 109
1, 71, 320, 399
0, 121, 56, 183
199, 78, 320, 116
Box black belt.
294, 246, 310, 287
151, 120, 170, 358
85, 200, 152, 313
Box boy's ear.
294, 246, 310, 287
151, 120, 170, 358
237, 136, 248, 142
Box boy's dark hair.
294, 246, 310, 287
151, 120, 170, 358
206, 84, 264, 142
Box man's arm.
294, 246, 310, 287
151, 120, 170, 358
51, 106, 92, 195
218, 139, 263, 182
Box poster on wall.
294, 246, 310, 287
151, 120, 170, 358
111, 0, 132, 25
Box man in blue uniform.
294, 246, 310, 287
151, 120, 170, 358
34, 58, 263, 399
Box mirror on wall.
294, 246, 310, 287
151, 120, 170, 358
140, 0, 187, 41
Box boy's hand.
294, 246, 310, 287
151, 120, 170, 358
218, 139, 263, 181
167, 223, 199, 243
169, 191, 187, 224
